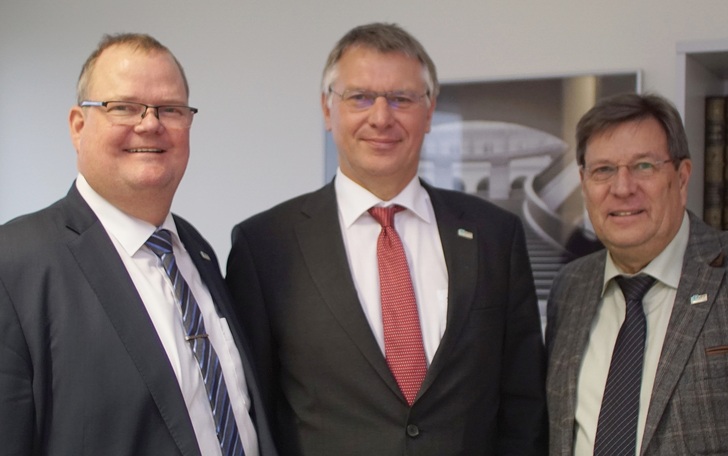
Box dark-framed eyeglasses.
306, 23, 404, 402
328, 88, 429, 111
581, 158, 678, 182
79, 100, 198, 129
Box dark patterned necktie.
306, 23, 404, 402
369, 205, 427, 406
594, 274, 656, 456
146, 230, 245, 456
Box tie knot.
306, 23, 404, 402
369, 205, 405, 228
146, 229, 173, 257
615, 274, 656, 302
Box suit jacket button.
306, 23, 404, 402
406, 424, 420, 437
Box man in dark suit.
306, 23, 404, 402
0, 33, 276, 456
546, 93, 728, 455
226, 23, 547, 456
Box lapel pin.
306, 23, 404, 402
690, 293, 708, 305
457, 228, 473, 240
200, 251, 211, 261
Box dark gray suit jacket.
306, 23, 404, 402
0, 185, 277, 456
226, 180, 547, 456
546, 212, 728, 455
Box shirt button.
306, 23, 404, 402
406, 424, 420, 437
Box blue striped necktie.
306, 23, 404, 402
146, 229, 245, 456
594, 274, 655, 456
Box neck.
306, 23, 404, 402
105, 190, 174, 227
342, 170, 415, 201
609, 249, 654, 275
368, 183, 407, 201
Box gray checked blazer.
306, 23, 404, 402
546, 211, 728, 455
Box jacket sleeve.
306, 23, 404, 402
0, 278, 35, 455
498, 218, 549, 455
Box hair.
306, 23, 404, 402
76, 33, 189, 103
321, 23, 439, 107
576, 92, 690, 166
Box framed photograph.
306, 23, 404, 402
324, 71, 641, 322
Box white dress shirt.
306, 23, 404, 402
76, 174, 259, 456
574, 212, 689, 455
334, 170, 449, 363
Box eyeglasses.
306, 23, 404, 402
79, 101, 198, 129
329, 88, 428, 111
581, 158, 677, 182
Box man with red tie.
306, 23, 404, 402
226, 22, 547, 456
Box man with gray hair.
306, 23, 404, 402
227, 22, 547, 456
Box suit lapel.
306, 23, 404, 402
63, 187, 201, 456
294, 183, 402, 398
559, 253, 606, 454
176, 216, 277, 454
641, 214, 726, 453
175, 218, 228, 317
416, 186, 478, 396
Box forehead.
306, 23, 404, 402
335, 46, 426, 90
585, 117, 668, 162
88, 45, 186, 98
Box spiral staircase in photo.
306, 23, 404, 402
421, 121, 604, 323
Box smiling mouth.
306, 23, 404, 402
610, 209, 645, 216
364, 138, 401, 150
126, 148, 164, 153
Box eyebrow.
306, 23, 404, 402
342, 86, 423, 93
587, 152, 664, 164
101, 96, 189, 105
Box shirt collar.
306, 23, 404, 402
602, 211, 690, 295
75, 173, 178, 255
334, 168, 433, 228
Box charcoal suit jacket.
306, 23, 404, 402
226, 180, 547, 456
546, 212, 728, 455
0, 184, 277, 456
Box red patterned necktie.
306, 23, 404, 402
369, 205, 427, 406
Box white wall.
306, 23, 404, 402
3, 0, 728, 265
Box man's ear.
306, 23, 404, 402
322, 92, 332, 132
69, 106, 85, 152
